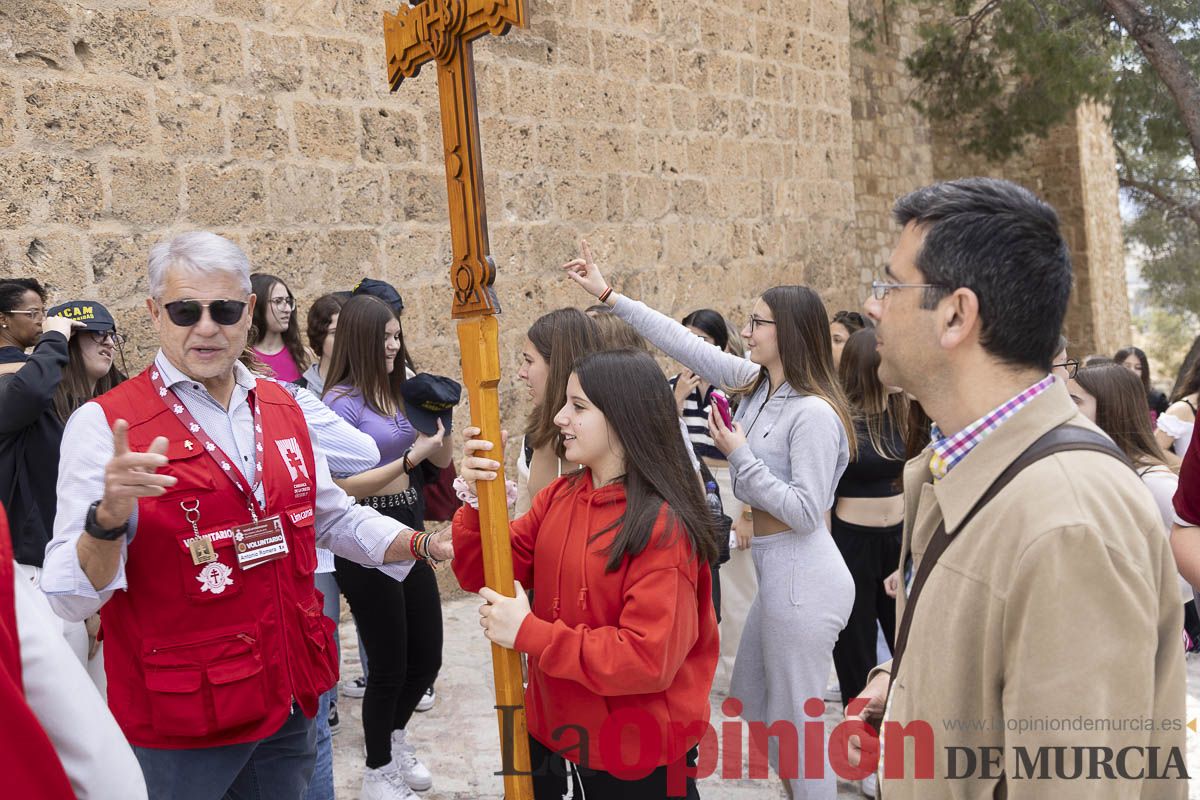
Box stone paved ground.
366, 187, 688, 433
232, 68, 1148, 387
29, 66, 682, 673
332, 591, 1200, 799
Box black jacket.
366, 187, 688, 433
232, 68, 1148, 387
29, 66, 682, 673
0, 332, 68, 566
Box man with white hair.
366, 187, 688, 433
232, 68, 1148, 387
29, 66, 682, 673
41, 232, 451, 799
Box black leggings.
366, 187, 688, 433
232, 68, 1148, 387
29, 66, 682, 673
529, 736, 699, 800
334, 508, 443, 768
830, 512, 902, 708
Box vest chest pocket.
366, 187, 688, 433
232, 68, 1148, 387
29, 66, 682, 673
153, 439, 219, 499
143, 628, 267, 738
176, 526, 243, 603
284, 503, 317, 576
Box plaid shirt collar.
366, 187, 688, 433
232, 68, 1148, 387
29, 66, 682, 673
928, 375, 1055, 480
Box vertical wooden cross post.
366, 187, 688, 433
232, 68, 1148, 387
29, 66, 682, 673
384, 2, 532, 797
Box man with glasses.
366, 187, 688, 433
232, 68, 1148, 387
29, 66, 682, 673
40, 231, 453, 800
845, 179, 1186, 797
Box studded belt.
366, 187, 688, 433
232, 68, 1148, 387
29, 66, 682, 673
358, 488, 419, 509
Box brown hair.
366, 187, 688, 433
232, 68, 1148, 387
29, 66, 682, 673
322, 294, 408, 416
592, 312, 649, 351
53, 336, 125, 423
839, 328, 906, 460
1073, 363, 1168, 469
249, 273, 310, 373
306, 293, 346, 355
741, 286, 857, 455
574, 349, 718, 570
525, 308, 602, 456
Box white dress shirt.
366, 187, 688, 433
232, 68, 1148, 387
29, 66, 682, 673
42, 352, 412, 622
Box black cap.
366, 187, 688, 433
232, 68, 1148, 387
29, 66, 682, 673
400, 373, 462, 436
353, 278, 404, 316
47, 300, 116, 332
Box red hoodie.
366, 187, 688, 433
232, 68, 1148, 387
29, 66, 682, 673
452, 471, 718, 776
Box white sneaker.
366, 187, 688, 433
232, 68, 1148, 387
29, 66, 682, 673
861, 773, 878, 798
415, 685, 435, 712
391, 729, 433, 791
343, 675, 367, 698
360, 761, 416, 800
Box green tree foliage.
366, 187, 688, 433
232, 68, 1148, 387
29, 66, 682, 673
869, 0, 1200, 314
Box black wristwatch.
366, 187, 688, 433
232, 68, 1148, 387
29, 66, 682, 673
85, 500, 129, 541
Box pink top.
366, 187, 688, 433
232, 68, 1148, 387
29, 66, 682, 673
252, 346, 302, 383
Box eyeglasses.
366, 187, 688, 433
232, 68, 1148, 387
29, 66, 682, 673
84, 330, 126, 346
5, 308, 46, 321
270, 296, 296, 311
1053, 358, 1080, 379
870, 281, 946, 301
162, 299, 248, 327
747, 315, 776, 332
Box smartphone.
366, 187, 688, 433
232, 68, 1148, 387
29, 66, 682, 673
710, 392, 733, 429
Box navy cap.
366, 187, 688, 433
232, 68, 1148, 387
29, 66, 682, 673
353, 278, 404, 316
47, 300, 116, 332
400, 373, 462, 436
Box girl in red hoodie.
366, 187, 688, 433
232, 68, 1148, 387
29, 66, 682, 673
452, 349, 720, 799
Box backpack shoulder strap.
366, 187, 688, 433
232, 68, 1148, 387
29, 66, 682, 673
889, 424, 1130, 685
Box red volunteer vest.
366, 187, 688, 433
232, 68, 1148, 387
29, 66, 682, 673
94, 369, 338, 749
0, 503, 75, 798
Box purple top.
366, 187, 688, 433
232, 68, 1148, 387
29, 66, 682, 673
323, 386, 417, 466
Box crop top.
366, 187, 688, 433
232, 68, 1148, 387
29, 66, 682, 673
322, 385, 416, 467
836, 414, 905, 499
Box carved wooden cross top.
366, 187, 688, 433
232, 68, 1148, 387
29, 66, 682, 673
384, 0, 526, 318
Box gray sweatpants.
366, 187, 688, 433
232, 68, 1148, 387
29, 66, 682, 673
729, 528, 855, 799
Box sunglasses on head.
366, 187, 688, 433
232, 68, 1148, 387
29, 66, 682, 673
162, 299, 248, 327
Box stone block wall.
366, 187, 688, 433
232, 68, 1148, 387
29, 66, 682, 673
847, 0, 932, 304
0, 0, 859, 428
929, 104, 1131, 356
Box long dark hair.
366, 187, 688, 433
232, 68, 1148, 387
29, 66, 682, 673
53, 335, 125, 423
573, 350, 718, 571
681, 309, 730, 351
839, 329, 906, 460
525, 308, 601, 456
1113, 346, 1152, 396
742, 286, 857, 454
323, 295, 408, 416
249, 273, 309, 373
1074, 364, 1168, 468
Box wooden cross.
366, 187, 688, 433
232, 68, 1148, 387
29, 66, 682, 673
383, 2, 532, 797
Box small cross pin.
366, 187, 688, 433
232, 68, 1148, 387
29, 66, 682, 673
184, 440, 194, 450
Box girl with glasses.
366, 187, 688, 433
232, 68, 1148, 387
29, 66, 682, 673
248, 273, 309, 383
562, 244, 857, 799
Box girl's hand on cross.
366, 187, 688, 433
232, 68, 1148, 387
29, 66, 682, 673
478, 580, 531, 650
460, 426, 506, 493
561, 239, 610, 299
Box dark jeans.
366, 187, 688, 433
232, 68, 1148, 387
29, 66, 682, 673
830, 512, 902, 708
335, 531, 442, 769
529, 736, 700, 799
132, 703, 316, 800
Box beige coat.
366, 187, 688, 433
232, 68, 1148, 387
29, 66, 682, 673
874, 382, 1187, 798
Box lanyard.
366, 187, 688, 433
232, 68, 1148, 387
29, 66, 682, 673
149, 366, 265, 519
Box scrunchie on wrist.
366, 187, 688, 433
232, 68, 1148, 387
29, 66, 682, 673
453, 476, 518, 510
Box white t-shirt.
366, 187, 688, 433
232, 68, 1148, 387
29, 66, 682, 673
1141, 465, 1192, 602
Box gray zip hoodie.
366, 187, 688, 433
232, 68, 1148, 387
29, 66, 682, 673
611, 295, 849, 534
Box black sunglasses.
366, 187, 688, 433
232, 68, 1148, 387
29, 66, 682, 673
163, 299, 248, 327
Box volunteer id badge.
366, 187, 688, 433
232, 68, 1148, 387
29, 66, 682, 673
232, 515, 289, 570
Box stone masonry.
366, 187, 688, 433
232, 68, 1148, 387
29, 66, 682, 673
0, 0, 860, 429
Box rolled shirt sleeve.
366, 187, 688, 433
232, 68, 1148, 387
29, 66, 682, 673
41, 401, 129, 622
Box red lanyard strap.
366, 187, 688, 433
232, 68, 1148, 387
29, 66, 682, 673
149, 366, 265, 517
